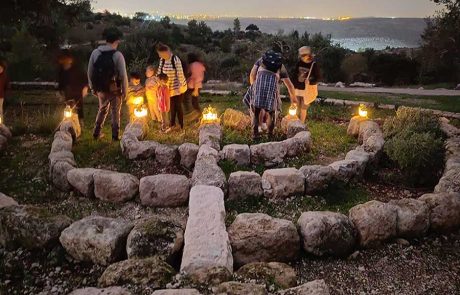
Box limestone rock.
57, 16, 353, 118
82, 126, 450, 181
221, 144, 251, 166
389, 198, 430, 238
0, 192, 18, 209
179, 143, 199, 169
349, 201, 398, 247
297, 211, 357, 256
228, 171, 263, 201
140, 174, 190, 207
329, 160, 361, 182
49, 150, 76, 167
124, 121, 148, 139
434, 168, 460, 194
345, 148, 371, 166
363, 134, 385, 154
250, 142, 287, 167
419, 193, 460, 232
199, 123, 222, 151
126, 216, 184, 263
215, 281, 267, 295
0, 124, 12, 139
223, 108, 251, 130
228, 213, 300, 267
0, 205, 72, 249
156, 144, 180, 166
235, 262, 297, 289
358, 121, 382, 144
197, 144, 220, 164
67, 168, 98, 197
181, 186, 233, 277
347, 116, 368, 137
191, 159, 227, 194
93, 170, 139, 203
262, 168, 304, 199
287, 120, 308, 138
50, 136, 73, 154
299, 165, 336, 194
98, 256, 175, 287
121, 134, 158, 160
50, 160, 75, 192
277, 279, 330, 295
152, 290, 201, 295
59, 216, 133, 265
68, 287, 132, 295
282, 131, 312, 157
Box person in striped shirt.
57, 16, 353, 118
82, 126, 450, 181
156, 43, 187, 132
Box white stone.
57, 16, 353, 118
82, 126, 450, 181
152, 290, 201, 295
434, 168, 460, 194
67, 168, 98, 197
197, 144, 220, 164
228, 171, 263, 201
329, 159, 361, 182
0, 192, 18, 209
282, 131, 312, 157
179, 143, 199, 169
347, 116, 368, 137
156, 144, 179, 166
300, 165, 337, 194
287, 120, 308, 138
59, 216, 133, 265
93, 170, 139, 203
140, 174, 190, 207
50, 161, 75, 192
124, 121, 148, 139
50, 137, 73, 154
389, 198, 430, 238
199, 123, 222, 151
419, 193, 460, 232
181, 185, 233, 276
358, 121, 382, 144
262, 168, 304, 199
277, 279, 330, 295
250, 141, 287, 167
191, 159, 227, 194
221, 144, 251, 166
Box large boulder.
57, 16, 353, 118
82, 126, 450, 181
48, 150, 76, 167
215, 281, 267, 295
126, 216, 184, 264
199, 123, 222, 151
223, 108, 251, 130
235, 262, 297, 289
228, 171, 263, 201
419, 193, 460, 232
140, 174, 190, 207
262, 168, 304, 199
345, 148, 371, 167
67, 168, 98, 197
50, 160, 75, 192
250, 142, 287, 167
156, 144, 180, 167
191, 159, 227, 194
228, 213, 300, 267
68, 287, 132, 295
221, 144, 251, 166
363, 134, 385, 154
358, 121, 382, 144
124, 122, 148, 139
98, 256, 175, 287
197, 144, 220, 164
299, 165, 336, 194
348, 201, 398, 247
68, 287, 133, 295
152, 290, 201, 295
297, 211, 357, 257
0, 205, 72, 249
347, 116, 368, 137
59, 216, 133, 265
434, 168, 460, 194
389, 198, 430, 238
276, 279, 330, 295
286, 120, 308, 139
93, 170, 139, 203
181, 186, 233, 278
0, 192, 18, 209
329, 160, 362, 182
282, 131, 312, 157
178, 143, 199, 169
121, 134, 158, 160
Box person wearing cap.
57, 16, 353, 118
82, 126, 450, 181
290, 46, 322, 123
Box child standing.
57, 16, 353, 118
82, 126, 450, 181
145, 66, 161, 122
157, 73, 171, 132
251, 50, 283, 140
126, 72, 145, 121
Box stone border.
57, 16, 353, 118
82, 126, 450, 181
0, 123, 12, 152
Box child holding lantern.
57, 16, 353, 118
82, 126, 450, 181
145, 66, 162, 122
157, 73, 171, 132
126, 72, 145, 121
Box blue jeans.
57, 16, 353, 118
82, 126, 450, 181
93, 92, 122, 139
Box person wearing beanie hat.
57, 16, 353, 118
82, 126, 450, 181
290, 46, 322, 123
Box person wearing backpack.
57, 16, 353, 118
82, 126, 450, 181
156, 43, 187, 132
290, 46, 322, 123
87, 27, 129, 141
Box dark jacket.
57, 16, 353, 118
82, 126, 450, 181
291, 60, 322, 90
0, 72, 10, 98
58, 65, 88, 100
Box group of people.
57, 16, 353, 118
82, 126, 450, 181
41, 27, 322, 142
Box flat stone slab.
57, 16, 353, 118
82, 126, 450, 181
93, 170, 139, 203
419, 193, 460, 232
228, 171, 263, 201
262, 168, 305, 199
250, 141, 287, 167
300, 165, 337, 194
181, 185, 233, 276
179, 143, 199, 169
140, 174, 190, 207
221, 144, 251, 166
199, 123, 222, 151
277, 279, 330, 295
67, 168, 98, 197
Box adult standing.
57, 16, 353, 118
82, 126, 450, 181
0, 60, 10, 118
88, 27, 128, 141
57, 51, 88, 127
186, 52, 206, 113
290, 46, 322, 123
156, 43, 187, 132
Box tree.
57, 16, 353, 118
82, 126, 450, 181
245, 24, 259, 31
134, 12, 150, 22
233, 18, 241, 35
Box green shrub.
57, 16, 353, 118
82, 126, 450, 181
383, 107, 442, 138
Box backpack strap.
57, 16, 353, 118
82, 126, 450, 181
305, 62, 316, 85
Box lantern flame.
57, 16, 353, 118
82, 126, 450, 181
288, 105, 297, 116
202, 106, 219, 124
64, 106, 73, 119
133, 96, 144, 106
358, 104, 368, 118
134, 105, 148, 118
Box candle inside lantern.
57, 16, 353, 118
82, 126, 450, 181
134, 105, 148, 118
133, 96, 144, 106
358, 104, 368, 118
288, 105, 298, 116
202, 106, 218, 123
64, 105, 73, 119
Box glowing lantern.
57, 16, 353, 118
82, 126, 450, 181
64, 105, 73, 119
201, 106, 219, 124
134, 105, 148, 118
358, 104, 368, 118
288, 105, 298, 116
133, 96, 144, 106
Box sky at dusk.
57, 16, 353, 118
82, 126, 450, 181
93, 0, 440, 18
